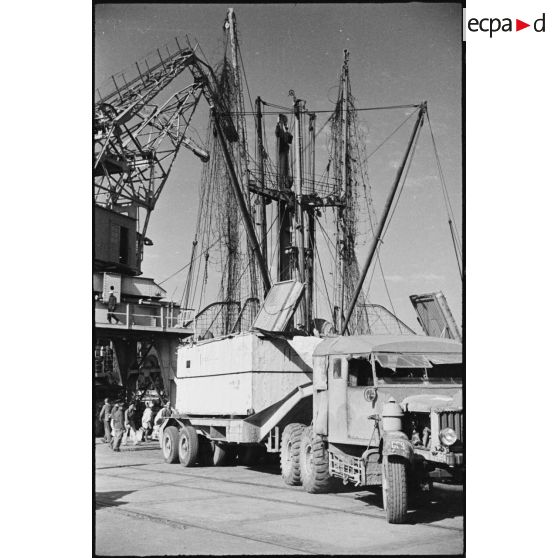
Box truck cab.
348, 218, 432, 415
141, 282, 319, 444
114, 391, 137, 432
285, 334, 463, 523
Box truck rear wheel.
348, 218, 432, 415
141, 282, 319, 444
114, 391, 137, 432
162, 426, 179, 464
178, 426, 199, 467
280, 423, 305, 485
382, 455, 408, 524
300, 428, 335, 493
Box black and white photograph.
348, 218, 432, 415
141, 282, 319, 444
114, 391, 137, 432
93, 2, 463, 555
5, 0, 558, 556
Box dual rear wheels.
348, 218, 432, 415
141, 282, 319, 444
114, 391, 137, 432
162, 425, 199, 466
161, 425, 263, 467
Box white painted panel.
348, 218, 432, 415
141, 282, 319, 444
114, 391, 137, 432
175, 333, 322, 416
252, 371, 312, 411
175, 373, 253, 416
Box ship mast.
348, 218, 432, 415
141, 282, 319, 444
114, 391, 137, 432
335, 50, 350, 332
275, 114, 293, 283
255, 96, 268, 271
291, 92, 307, 329
224, 8, 259, 300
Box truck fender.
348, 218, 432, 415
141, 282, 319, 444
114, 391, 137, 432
382, 433, 413, 462
161, 416, 193, 431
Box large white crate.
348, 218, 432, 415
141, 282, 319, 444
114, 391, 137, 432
175, 333, 321, 416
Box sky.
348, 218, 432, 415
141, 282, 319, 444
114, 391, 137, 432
95, 2, 463, 330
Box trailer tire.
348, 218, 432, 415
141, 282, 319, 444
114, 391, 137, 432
178, 426, 199, 467
162, 426, 179, 464
382, 455, 408, 524
280, 423, 305, 485
212, 442, 228, 466
300, 427, 335, 493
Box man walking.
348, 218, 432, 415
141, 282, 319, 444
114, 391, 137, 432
153, 401, 175, 440
141, 402, 154, 441
123, 401, 139, 446
107, 286, 120, 324
111, 402, 125, 452
99, 398, 113, 444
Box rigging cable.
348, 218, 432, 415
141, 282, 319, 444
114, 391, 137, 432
425, 111, 463, 280
361, 114, 423, 306
364, 108, 419, 164
349, 101, 400, 325
161, 236, 222, 285
313, 231, 335, 324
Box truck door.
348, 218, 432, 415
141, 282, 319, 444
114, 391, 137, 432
346, 355, 377, 442
327, 356, 348, 441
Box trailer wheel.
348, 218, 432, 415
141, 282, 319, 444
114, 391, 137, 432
162, 426, 179, 464
212, 442, 229, 466
300, 427, 335, 493
280, 423, 305, 485
382, 455, 408, 524
178, 426, 199, 467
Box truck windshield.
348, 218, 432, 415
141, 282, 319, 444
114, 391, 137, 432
374, 353, 462, 384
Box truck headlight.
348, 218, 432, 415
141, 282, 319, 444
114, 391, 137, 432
439, 427, 457, 447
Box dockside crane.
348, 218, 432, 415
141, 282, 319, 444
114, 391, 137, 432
94, 39, 238, 273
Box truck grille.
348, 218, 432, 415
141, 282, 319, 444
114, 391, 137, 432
439, 410, 463, 443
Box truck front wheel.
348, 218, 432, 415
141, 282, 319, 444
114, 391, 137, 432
178, 426, 199, 467
382, 455, 408, 524
162, 426, 179, 464
300, 428, 335, 493
280, 423, 305, 485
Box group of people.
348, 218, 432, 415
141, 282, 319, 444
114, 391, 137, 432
99, 398, 175, 452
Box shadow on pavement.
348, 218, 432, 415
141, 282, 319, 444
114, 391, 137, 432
96, 490, 135, 510
246, 462, 281, 475
405, 483, 464, 525
354, 483, 463, 525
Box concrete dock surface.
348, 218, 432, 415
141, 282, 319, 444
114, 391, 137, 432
95, 439, 463, 555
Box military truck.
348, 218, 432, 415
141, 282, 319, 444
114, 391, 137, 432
281, 334, 463, 523
158, 330, 462, 523
158, 281, 463, 523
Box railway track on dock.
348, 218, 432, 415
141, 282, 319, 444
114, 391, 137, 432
97, 462, 463, 534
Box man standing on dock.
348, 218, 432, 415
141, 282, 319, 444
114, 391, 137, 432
99, 398, 112, 444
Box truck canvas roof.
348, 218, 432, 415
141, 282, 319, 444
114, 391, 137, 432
313, 334, 462, 357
